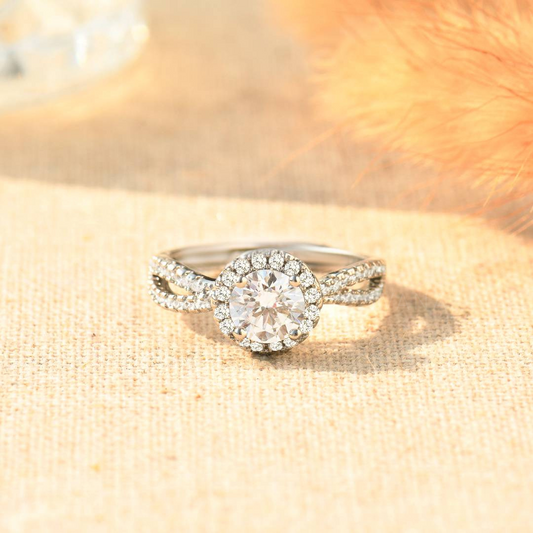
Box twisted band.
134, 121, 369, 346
148, 243, 386, 353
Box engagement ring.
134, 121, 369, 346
148, 243, 386, 353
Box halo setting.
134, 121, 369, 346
212, 250, 323, 353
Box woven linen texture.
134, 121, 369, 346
0, 0, 532, 531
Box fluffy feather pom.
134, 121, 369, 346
273, 0, 533, 226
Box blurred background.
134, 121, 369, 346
2, 0, 526, 229
0, 0, 146, 109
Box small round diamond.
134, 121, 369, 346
221, 270, 238, 287
346, 275, 357, 286
284, 260, 300, 276
300, 319, 313, 334
251, 253, 267, 269
250, 342, 263, 352
305, 288, 321, 304
305, 304, 320, 321
299, 270, 314, 288
215, 286, 231, 301
240, 338, 251, 348
214, 304, 230, 320
283, 338, 297, 348
269, 252, 285, 270
269, 341, 283, 352
219, 318, 234, 335
234, 258, 251, 275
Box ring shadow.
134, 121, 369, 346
181, 283, 460, 374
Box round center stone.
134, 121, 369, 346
229, 269, 306, 344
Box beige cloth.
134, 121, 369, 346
0, 1, 532, 532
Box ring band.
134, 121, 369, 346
148, 243, 386, 353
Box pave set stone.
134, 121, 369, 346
320, 259, 386, 306
213, 250, 323, 353
148, 256, 214, 312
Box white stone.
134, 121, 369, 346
300, 319, 313, 334
299, 270, 314, 288
229, 269, 306, 344
269, 342, 283, 352
269, 252, 285, 270
305, 304, 320, 321
251, 253, 267, 269
219, 318, 234, 335
233, 258, 251, 275
305, 288, 321, 304
215, 286, 231, 301
283, 338, 297, 348
284, 260, 300, 276
221, 269, 238, 287
214, 304, 230, 320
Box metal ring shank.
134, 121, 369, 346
164, 242, 368, 272
148, 243, 386, 313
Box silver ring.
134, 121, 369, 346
148, 243, 386, 353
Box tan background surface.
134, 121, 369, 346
0, 1, 532, 532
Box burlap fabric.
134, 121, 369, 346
0, 1, 532, 531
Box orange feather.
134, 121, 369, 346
273, 0, 533, 219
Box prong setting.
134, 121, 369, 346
289, 275, 300, 287
234, 276, 247, 288
289, 329, 301, 340
233, 328, 246, 341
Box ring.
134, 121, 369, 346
148, 243, 386, 353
